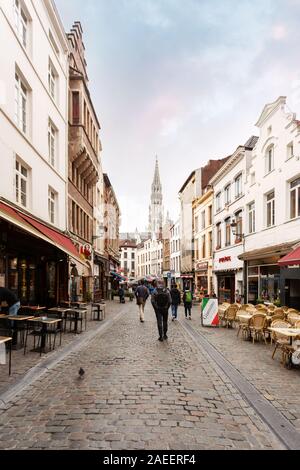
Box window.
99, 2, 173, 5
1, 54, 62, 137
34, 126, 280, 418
201, 211, 205, 230
224, 184, 231, 204
124, 252, 127, 259
49, 30, 59, 57
48, 120, 56, 166
132, 252, 135, 259
235, 174, 242, 198
208, 231, 212, 257
250, 172, 255, 185
225, 218, 231, 246
194, 216, 199, 233
15, 158, 28, 207
216, 192, 221, 212
208, 205, 212, 225
15, 72, 27, 133
266, 191, 275, 227
14, 0, 28, 48
235, 210, 243, 242
131, 261, 135, 270
124, 261, 127, 270
248, 202, 255, 234
287, 142, 294, 160
265, 146, 274, 174
72, 92, 80, 124
290, 177, 300, 219
48, 59, 57, 100
48, 188, 56, 224
202, 235, 206, 259
216, 223, 221, 249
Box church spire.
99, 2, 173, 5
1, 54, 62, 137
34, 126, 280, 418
148, 157, 163, 237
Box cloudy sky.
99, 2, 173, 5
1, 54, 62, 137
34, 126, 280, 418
56, 0, 300, 232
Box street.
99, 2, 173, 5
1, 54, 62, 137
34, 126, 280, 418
0, 301, 291, 450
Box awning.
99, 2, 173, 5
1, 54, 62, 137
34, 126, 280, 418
238, 241, 297, 261
0, 200, 84, 265
278, 246, 300, 266
110, 271, 125, 280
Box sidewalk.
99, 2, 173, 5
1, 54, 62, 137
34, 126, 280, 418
0, 301, 122, 397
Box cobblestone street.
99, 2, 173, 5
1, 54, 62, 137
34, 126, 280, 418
0, 300, 293, 450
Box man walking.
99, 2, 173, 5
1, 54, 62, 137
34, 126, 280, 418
183, 287, 193, 319
151, 280, 171, 341
135, 279, 149, 322
0, 287, 20, 315
170, 283, 181, 320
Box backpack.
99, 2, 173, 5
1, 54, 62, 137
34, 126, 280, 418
156, 289, 170, 309
185, 291, 192, 303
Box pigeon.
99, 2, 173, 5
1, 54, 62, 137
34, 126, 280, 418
78, 367, 85, 379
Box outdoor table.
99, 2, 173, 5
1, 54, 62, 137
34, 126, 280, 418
27, 317, 62, 352
20, 306, 47, 316
0, 336, 12, 375
268, 328, 300, 346
48, 307, 71, 331
0, 313, 8, 318
7, 315, 34, 347
65, 309, 87, 333
92, 303, 106, 321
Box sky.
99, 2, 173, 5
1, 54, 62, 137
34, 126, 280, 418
55, 0, 300, 232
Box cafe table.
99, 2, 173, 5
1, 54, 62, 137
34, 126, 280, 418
26, 317, 62, 353
20, 305, 47, 314
7, 315, 34, 347
0, 336, 12, 375
268, 327, 300, 346
92, 303, 106, 321
48, 307, 72, 332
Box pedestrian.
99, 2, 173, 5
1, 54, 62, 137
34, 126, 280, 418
135, 279, 149, 322
0, 287, 20, 315
151, 279, 172, 341
118, 285, 125, 303
128, 285, 134, 301
183, 287, 193, 319
170, 283, 181, 321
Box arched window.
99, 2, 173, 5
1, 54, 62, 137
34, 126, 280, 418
265, 145, 274, 174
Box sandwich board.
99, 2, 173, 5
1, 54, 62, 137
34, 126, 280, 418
201, 298, 219, 327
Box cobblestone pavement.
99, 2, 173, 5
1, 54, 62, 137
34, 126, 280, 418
0, 301, 285, 450
0, 304, 121, 394
189, 308, 300, 431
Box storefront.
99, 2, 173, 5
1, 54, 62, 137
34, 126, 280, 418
93, 253, 109, 301
278, 244, 300, 309
0, 200, 83, 306
213, 248, 244, 304
181, 274, 194, 291
239, 242, 295, 304
194, 261, 213, 296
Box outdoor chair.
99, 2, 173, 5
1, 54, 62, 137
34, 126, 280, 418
287, 308, 299, 314
287, 313, 300, 326
248, 313, 267, 344
270, 320, 292, 364
236, 310, 251, 339
274, 307, 284, 316
224, 305, 238, 328
282, 306, 289, 312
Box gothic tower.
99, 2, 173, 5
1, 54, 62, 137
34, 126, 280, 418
148, 157, 163, 238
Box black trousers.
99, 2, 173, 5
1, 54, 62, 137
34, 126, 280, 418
155, 308, 169, 338
184, 303, 192, 317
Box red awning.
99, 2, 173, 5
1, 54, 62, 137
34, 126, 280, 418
20, 213, 80, 260
278, 246, 300, 266
0, 200, 83, 264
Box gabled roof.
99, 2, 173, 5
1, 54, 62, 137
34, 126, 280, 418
255, 96, 286, 127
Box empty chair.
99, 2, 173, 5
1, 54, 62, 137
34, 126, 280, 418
270, 320, 292, 364
287, 313, 300, 326
224, 305, 238, 328
249, 313, 267, 344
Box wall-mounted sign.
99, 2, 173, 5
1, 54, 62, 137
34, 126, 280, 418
219, 256, 231, 263
196, 261, 208, 271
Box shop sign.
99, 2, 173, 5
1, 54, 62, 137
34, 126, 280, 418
80, 243, 92, 260
219, 256, 231, 263
201, 298, 219, 327
196, 261, 208, 271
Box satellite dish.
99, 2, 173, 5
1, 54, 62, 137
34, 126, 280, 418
291, 349, 300, 365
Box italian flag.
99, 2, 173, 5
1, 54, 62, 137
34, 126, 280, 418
201, 298, 219, 327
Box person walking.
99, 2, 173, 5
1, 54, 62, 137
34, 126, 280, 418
183, 287, 193, 319
135, 279, 149, 322
118, 286, 125, 303
151, 280, 172, 341
170, 283, 181, 321
0, 287, 20, 315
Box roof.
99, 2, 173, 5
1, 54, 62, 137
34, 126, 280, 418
244, 135, 259, 149
119, 240, 137, 249
179, 170, 196, 194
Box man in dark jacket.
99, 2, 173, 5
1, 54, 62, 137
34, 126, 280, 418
151, 280, 172, 341
170, 283, 181, 321
0, 287, 20, 315
135, 279, 149, 322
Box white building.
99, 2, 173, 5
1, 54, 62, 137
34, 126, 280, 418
241, 96, 300, 307
119, 240, 137, 279
210, 137, 257, 303
170, 219, 181, 286
0, 0, 69, 229
137, 237, 163, 278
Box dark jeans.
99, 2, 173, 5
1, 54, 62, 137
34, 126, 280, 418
171, 304, 178, 318
155, 308, 169, 338
184, 303, 192, 317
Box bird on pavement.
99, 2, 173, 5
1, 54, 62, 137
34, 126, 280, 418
78, 367, 85, 379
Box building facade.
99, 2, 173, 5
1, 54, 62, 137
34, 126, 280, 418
103, 173, 120, 281
193, 187, 213, 296
210, 139, 257, 304
136, 238, 163, 278
170, 219, 181, 288
119, 240, 137, 279
0, 0, 77, 306
240, 97, 300, 308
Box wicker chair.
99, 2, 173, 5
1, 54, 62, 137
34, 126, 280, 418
224, 305, 238, 328
274, 307, 284, 316
287, 313, 300, 326
236, 310, 251, 339
270, 311, 285, 321
271, 320, 292, 364
287, 308, 299, 314
295, 320, 300, 328
249, 313, 267, 344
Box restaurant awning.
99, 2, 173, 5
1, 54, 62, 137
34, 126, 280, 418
0, 200, 85, 265
238, 241, 297, 261
278, 245, 300, 266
